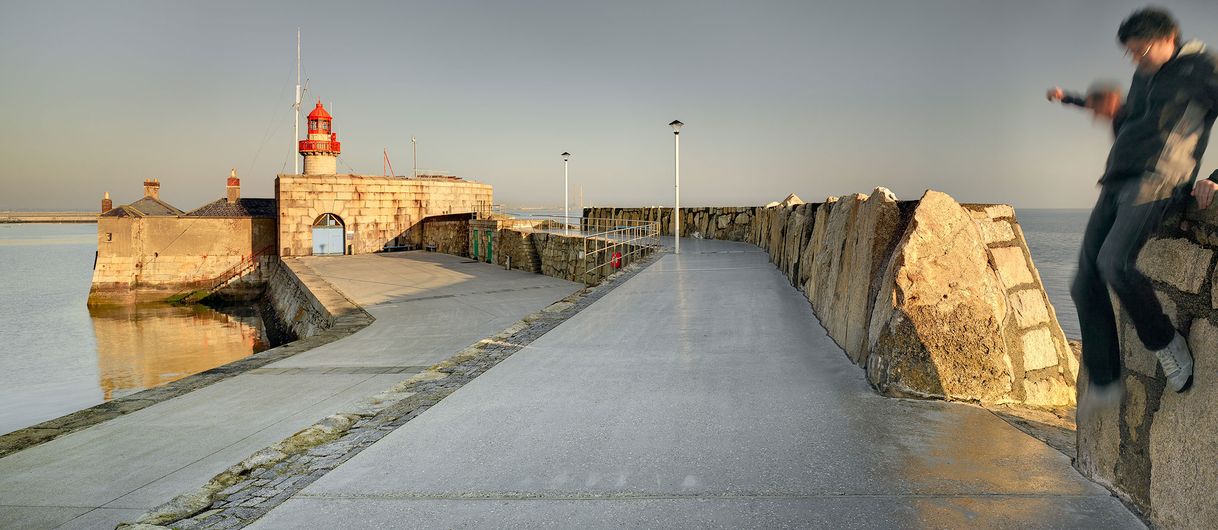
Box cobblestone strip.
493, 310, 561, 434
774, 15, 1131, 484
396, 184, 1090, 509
0, 306, 374, 460
117, 253, 660, 530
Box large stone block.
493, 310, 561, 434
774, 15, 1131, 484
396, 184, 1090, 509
799, 199, 835, 289
1136, 237, 1212, 294
990, 246, 1034, 288
841, 187, 901, 364
1009, 288, 1051, 329
866, 190, 1011, 402
810, 195, 863, 324
1020, 327, 1059, 371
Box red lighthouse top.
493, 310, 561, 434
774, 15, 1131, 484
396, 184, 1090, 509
300, 100, 340, 155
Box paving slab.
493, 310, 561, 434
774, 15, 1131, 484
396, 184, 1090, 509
251, 239, 1143, 529
0, 251, 581, 529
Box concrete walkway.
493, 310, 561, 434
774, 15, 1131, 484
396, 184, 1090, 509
0, 252, 581, 530
251, 239, 1144, 529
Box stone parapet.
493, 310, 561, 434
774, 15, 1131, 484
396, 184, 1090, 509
588, 190, 1076, 409
1074, 201, 1218, 528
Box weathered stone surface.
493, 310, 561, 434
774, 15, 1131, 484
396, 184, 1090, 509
1020, 328, 1059, 371
1148, 319, 1218, 529
866, 190, 1012, 402
1115, 290, 1178, 378
826, 195, 868, 344
1021, 377, 1072, 406
1136, 237, 1213, 294
781, 206, 810, 285
1075, 364, 1122, 491
799, 199, 835, 290
811, 194, 864, 329
841, 187, 902, 364
777, 193, 803, 208
1009, 288, 1051, 329
767, 207, 790, 267
990, 246, 1034, 288
974, 218, 1016, 244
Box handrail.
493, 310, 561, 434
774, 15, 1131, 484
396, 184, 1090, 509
170, 244, 276, 303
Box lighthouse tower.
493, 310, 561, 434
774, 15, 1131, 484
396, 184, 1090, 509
299, 101, 341, 175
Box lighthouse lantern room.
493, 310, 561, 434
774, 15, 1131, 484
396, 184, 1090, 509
299, 101, 341, 175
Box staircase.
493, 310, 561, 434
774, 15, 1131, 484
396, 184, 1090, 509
176, 245, 275, 304
518, 233, 542, 273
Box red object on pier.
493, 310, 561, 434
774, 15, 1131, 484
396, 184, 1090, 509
611, 251, 622, 268
299, 101, 340, 155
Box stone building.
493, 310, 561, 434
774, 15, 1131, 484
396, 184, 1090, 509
277, 101, 492, 256
91, 177, 277, 305
92, 99, 494, 302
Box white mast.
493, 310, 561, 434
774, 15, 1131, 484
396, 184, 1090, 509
293, 28, 301, 175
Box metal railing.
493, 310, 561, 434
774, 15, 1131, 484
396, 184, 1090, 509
298, 139, 341, 153
581, 218, 660, 285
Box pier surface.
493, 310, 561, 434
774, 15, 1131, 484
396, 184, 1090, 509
0, 252, 581, 529
248, 239, 1144, 529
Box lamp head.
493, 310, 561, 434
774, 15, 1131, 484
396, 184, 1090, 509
561, 152, 571, 162
669, 120, 684, 133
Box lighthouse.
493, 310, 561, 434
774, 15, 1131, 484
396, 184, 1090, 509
299, 101, 341, 175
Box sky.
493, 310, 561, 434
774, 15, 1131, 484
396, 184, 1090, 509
1, 0, 1217, 211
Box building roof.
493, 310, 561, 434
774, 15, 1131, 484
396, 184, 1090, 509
307, 101, 332, 120
185, 198, 277, 218
99, 197, 185, 217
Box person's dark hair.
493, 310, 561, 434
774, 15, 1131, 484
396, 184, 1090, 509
1117, 7, 1179, 44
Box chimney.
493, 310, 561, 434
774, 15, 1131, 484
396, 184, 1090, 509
101, 191, 112, 213
227, 177, 240, 204
143, 179, 160, 200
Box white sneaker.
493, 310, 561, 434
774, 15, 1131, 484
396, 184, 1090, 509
1079, 379, 1125, 419
1155, 332, 1195, 393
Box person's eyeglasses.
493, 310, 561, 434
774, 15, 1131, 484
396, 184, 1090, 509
1125, 44, 1152, 59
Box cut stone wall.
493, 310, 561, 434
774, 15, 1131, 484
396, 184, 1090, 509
264, 258, 362, 339
277, 174, 492, 257
89, 216, 277, 304
468, 219, 647, 285
1075, 203, 1218, 528
588, 189, 1076, 409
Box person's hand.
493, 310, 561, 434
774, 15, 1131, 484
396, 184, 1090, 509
1046, 87, 1064, 102
1192, 179, 1218, 209
1085, 91, 1122, 121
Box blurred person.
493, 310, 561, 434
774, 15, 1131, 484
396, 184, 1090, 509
1046, 7, 1218, 410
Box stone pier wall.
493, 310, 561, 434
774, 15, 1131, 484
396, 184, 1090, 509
265, 258, 363, 339
469, 219, 647, 285
1075, 203, 1218, 529
588, 189, 1078, 409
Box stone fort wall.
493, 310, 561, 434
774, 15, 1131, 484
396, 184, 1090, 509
276, 175, 492, 256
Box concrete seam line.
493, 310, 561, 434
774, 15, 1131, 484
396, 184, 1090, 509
117, 253, 661, 530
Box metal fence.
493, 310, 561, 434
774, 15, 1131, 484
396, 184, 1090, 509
580, 217, 660, 284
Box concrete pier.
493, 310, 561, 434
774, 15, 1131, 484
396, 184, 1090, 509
248, 239, 1144, 529
0, 252, 581, 529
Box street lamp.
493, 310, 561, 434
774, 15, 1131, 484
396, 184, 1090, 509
411, 136, 417, 178
562, 152, 571, 235
669, 120, 683, 254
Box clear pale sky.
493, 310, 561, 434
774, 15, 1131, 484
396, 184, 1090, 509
1, 0, 1216, 211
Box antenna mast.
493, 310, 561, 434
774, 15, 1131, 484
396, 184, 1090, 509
293, 28, 301, 174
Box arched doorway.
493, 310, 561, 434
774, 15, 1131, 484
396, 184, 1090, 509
312, 213, 345, 255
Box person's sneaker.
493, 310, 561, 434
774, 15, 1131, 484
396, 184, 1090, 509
1079, 379, 1125, 418
1155, 332, 1194, 393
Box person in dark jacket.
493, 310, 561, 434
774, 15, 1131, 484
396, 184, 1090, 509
1047, 7, 1218, 409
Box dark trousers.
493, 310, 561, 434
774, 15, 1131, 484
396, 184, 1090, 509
1070, 172, 1185, 386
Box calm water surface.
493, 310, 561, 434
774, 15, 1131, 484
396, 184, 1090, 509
0, 223, 269, 435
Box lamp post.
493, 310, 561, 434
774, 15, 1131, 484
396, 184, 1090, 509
561, 152, 571, 235
411, 136, 417, 178
669, 120, 683, 254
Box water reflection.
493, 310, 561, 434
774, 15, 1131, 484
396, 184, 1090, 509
88, 304, 269, 400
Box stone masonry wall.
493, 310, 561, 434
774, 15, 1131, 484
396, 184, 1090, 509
468, 219, 646, 285
276, 174, 492, 257
588, 189, 1078, 409
265, 258, 363, 339
1075, 203, 1218, 529
89, 216, 277, 305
